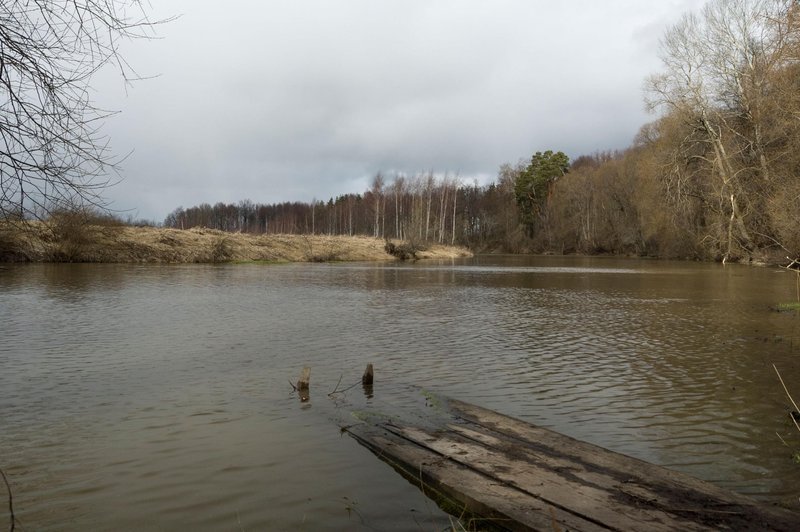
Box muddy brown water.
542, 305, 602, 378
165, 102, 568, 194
2, 256, 800, 530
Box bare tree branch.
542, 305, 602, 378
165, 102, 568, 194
0, 468, 14, 532
0, 0, 172, 221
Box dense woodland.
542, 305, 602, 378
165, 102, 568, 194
164, 0, 800, 263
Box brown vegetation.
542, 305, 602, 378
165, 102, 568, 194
155, 2, 800, 266
487, 0, 800, 264
7, 1, 797, 266
0, 222, 471, 264
0, 1, 167, 223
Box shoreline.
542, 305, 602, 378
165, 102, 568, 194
1, 221, 786, 267
0, 223, 472, 264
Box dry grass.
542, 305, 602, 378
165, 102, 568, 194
0, 222, 472, 263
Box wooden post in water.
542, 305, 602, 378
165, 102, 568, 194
362, 363, 374, 398
362, 363, 374, 386
297, 366, 310, 402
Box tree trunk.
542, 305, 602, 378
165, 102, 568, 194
451, 184, 458, 245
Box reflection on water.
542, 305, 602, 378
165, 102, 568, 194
2, 256, 800, 530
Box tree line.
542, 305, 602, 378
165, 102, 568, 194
160, 0, 798, 262
3, 1, 798, 263
164, 173, 471, 246
541, 0, 800, 262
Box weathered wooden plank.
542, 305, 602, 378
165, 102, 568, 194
445, 423, 738, 526
347, 396, 800, 531
451, 399, 735, 495
347, 423, 607, 532
448, 399, 799, 531
389, 423, 703, 532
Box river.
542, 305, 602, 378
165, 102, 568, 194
2, 256, 800, 530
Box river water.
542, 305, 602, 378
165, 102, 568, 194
2, 256, 800, 530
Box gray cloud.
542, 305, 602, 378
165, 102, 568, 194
95, 0, 705, 222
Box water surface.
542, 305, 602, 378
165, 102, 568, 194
2, 256, 800, 530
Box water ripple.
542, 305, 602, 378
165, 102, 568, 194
2, 259, 800, 529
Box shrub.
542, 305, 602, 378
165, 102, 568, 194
209, 237, 234, 263
46, 208, 122, 262
384, 240, 425, 261
0, 227, 29, 261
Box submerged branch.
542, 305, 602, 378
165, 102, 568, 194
773, 364, 800, 433
0, 468, 15, 532
328, 376, 362, 397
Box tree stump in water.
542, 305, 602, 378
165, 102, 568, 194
297, 366, 310, 401
362, 363, 374, 398
362, 363, 374, 385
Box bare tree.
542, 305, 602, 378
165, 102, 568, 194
392, 174, 404, 239
438, 173, 448, 243
0, 0, 166, 221
451, 176, 460, 245
424, 171, 433, 240
645, 0, 799, 261
370, 172, 384, 238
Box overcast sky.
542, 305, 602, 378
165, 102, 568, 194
95, 0, 705, 222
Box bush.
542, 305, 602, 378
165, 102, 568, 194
209, 236, 234, 263
46, 208, 123, 262
384, 240, 425, 261
0, 227, 29, 261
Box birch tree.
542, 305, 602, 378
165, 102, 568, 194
370, 172, 384, 238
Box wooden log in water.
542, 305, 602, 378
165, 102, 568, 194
296, 367, 310, 401
362, 363, 374, 386
346, 397, 800, 531
296, 366, 310, 390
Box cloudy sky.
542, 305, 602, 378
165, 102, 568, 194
95, 0, 705, 222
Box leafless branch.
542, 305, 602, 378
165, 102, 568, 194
0, 1, 172, 221
773, 364, 800, 433
328, 376, 362, 397
0, 468, 15, 532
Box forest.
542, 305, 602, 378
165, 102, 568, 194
164, 0, 800, 263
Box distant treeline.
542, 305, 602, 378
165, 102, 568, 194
164, 174, 493, 248
165, 1, 800, 262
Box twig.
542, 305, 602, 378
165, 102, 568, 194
342, 496, 365, 525
328, 378, 362, 397
1, 468, 15, 532
339, 381, 363, 394
327, 374, 344, 396
783, 257, 800, 302
773, 364, 800, 433
288, 379, 297, 392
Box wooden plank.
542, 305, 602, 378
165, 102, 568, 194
347, 397, 800, 531
446, 423, 704, 520
448, 399, 799, 531
347, 423, 606, 532
450, 399, 737, 495
389, 423, 703, 531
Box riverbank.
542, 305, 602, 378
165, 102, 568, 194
0, 222, 472, 263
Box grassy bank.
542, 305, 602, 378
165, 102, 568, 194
0, 222, 472, 263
